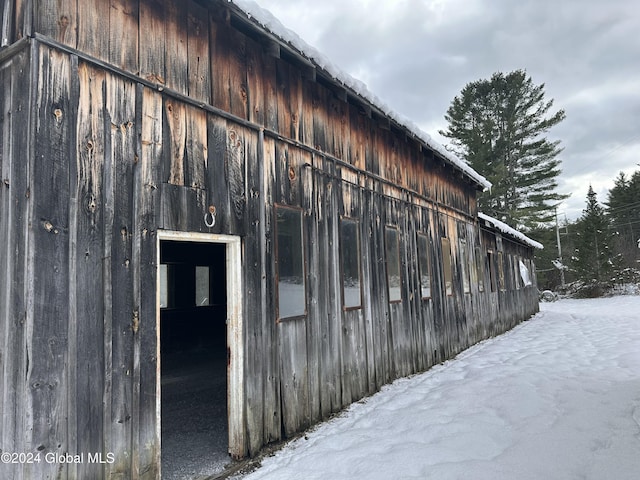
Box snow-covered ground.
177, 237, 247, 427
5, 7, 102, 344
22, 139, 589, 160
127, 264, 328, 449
239, 296, 640, 480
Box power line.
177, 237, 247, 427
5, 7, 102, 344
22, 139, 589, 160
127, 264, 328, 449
556, 219, 639, 234
553, 176, 640, 220
557, 198, 640, 220
606, 200, 640, 215
609, 218, 640, 230
566, 133, 640, 176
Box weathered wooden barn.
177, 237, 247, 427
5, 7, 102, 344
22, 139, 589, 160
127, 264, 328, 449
0, 0, 542, 478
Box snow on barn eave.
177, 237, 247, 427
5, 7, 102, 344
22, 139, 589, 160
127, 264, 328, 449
478, 213, 544, 250
225, 0, 492, 191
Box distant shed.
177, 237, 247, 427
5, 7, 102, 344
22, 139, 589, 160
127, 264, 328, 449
0, 0, 541, 478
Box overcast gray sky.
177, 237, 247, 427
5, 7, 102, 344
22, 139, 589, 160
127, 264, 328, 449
253, 0, 640, 221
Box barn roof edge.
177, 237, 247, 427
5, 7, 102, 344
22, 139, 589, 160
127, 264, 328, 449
223, 0, 492, 191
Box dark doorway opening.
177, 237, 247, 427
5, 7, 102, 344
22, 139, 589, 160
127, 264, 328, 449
160, 240, 230, 479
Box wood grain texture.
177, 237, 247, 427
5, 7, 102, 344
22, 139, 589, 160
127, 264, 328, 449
0, 42, 11, 457
33, 0, 76, 46
136, 84, 162, 480
261, 136, 282, 445
77, 0, 110, 63
244, 128, 265, 456
139, 0, 166, 85
109, 0, 139, 73
164, 0, 187, 95
28, 45, 73, 479
74, 60, 107, 480
105, 71, 137, 478
186, 0, 210, 103
1, 0, 14, 46
0, 45, 31, 480
278, 319, 310, 437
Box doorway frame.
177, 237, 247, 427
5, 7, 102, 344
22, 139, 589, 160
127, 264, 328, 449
156, 230, 245, 466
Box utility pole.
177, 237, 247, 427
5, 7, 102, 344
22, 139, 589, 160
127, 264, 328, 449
594, 233, 600, 281
555, 207, 565, 287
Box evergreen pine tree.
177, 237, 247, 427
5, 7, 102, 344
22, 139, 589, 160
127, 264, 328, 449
606, 170, 640, 268
439, 70, 568, 230
571, 186, 615, 283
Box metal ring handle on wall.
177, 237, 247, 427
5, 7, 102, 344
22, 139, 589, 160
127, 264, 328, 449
204, 211, 216, 228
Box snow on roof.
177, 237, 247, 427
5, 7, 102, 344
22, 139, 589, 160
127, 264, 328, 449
228, 0, 492, 190
478, 212, 544, 250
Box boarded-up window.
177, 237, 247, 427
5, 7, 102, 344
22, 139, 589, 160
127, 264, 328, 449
497, 251, 506, 291
487, 250, 497, 292
529, 259, 537, 287
460, 240, 471, 294
385, 227, 402, 303
475, 246, 485, 292
441, 237, 453, 296
276, 205, 306, 319
417, 232, 431, 299
341, 218, 362, 309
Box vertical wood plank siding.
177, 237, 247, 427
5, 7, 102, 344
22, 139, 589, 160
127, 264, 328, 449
0, 42, 31, 476
74, 61, 106, 480
0, 1, 540, 477
27, 46, 73, 479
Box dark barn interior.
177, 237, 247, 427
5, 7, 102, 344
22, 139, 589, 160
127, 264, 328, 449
159, 241, 229, 478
